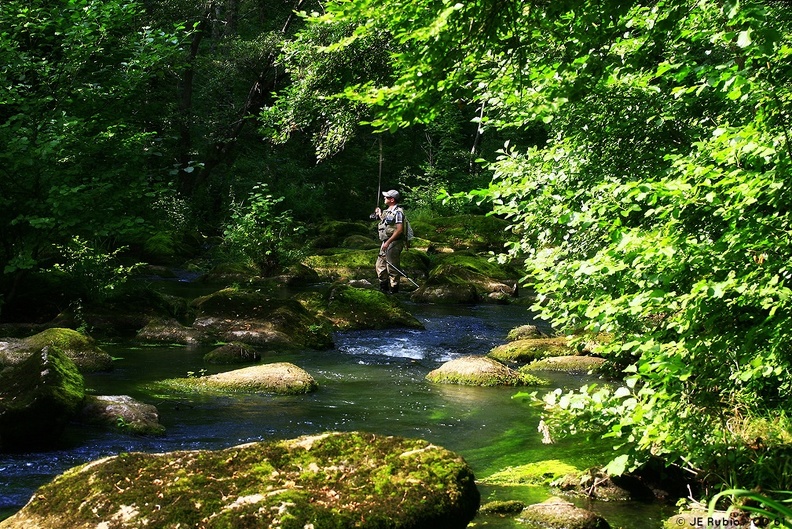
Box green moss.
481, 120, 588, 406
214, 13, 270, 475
302, 249, 376, 280
432, 253, 516, 280
481, 460, 582, 486
488, 337, 573, 364
191, 289, 334, 350
203, 342, 260, 364
151, 362, 318, 396
18, 432, 479, 529
506, 325, 548, 341
313, 283, 424, 330
479, 500, 527, 515
520, 355, 606, 374
19, 328, 113, 372
422, 215, 514, 251
0, 346, 85, 450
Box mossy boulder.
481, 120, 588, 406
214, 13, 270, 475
0, 346, 85, 452
272, 263, 322, 287
518, 496, 610, 529
520, 355, 606, 374
65, 288, 193, 338
190, 288, 334, 350
488, 337, 574, 364
0, 431, 480, 529
135, 317, 202, 345
302, 283, 424, 331
198, 261, 263, 284
411, 255, 519, 304
507, 324, 549, 341
426, 356, 546, 387
154, 362, 318, 395
341, 234, 380, 250
79, 395, 166, 436
0, 327, 113, 372
203, 342, 261, 364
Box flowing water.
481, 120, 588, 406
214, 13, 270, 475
0, 299, 670, 527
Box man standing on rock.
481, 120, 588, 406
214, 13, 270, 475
374, 189, 405, 294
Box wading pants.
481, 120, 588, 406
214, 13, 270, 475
376, 239, 404, 292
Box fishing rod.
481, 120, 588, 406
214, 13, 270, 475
369, 137, 384, 220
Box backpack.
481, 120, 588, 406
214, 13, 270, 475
404, 217, 414, 248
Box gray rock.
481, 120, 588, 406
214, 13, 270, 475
519, 496, 610, 528
80, 395, 165, 436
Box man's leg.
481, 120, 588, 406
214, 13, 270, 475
375, 252, 390, 292
386, 241, 403, 292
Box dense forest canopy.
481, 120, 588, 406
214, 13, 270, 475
293, 0, 792, 490
3, 0, 792, 507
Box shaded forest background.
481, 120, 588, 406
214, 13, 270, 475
4, 0, 792, 516
0, 0, 511, 325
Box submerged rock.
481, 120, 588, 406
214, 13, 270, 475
155, 362, 318, 395
0, 431, 480, 529
518, 496, 610, 529
80, 395, 165, 436
426, 356, 546, 387
0, 346, 85, 452
0, 327, 113, 372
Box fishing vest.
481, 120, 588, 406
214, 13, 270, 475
378, 206, 405, 241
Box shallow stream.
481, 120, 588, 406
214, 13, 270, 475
0, 300, 670, 527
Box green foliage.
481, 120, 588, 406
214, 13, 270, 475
49, 237, 141, 304
305, 0, 792, 492
709, 489, 792, 528
219, 184, 306, 274
0, 0, 186, 310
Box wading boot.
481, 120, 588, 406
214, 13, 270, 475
379, 281, 390, 294
390, 283, 399, 294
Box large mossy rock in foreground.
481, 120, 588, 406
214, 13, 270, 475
0, 327, 113, 372
1, 431, 480, 529
191, 288, 334, 350
0, 346, 85, 452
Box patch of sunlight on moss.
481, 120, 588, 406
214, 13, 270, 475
481, 460, 581, 486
